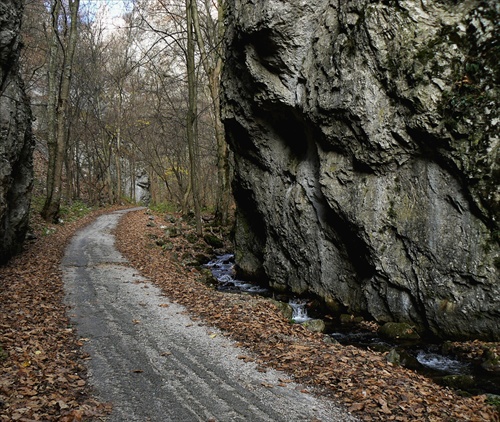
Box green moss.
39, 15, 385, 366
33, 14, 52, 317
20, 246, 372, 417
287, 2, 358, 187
0, 344, 8, 361
486, 395, 500, 412
149, 202, 179, 214
440, 374, 476, 391
302, 319, 326, 333
482, 348, 500, 372
59, 200, 93, 222
203, 234, 224, 249
269, 299, 293, 320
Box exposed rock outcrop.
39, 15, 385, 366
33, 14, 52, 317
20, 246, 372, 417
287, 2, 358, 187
0, 0, 34, 264
136, 169, 151, 206
222, 0, 499, 340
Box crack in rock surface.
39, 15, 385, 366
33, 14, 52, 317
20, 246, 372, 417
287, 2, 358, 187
62, 209, 356, 422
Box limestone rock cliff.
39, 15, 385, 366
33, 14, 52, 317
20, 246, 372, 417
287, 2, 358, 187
222, 0, 500, 340
0, 0, 34, 264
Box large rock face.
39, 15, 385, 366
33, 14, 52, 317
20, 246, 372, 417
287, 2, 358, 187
222, 0, 500, 340
0, 0, 34, 264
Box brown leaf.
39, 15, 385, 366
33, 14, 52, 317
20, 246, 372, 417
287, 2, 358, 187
349, 402, 365, 412
237, 355, 253, 362
57, 400, 69, 410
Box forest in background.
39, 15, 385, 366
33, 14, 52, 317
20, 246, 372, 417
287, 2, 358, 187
21, 0, 231, 230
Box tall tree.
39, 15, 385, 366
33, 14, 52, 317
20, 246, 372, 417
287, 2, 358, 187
41, 0, 81, 222
186, 0, 202, 234
132, 0, 226, 216
191, 0, 230, 225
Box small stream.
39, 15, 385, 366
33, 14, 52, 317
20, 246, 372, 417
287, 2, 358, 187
204, 254, 500, 396
329, 323, 500, 396
289, 299, 312, 323
204, 254, 269, 294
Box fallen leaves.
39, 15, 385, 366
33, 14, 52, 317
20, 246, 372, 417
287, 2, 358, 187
349, 402, 365, 412
0, 208, 123, 421
115, 209, 500, 422
4, 207, 496, 421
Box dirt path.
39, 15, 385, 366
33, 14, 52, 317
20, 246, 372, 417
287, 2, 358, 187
62, 208, 356, 421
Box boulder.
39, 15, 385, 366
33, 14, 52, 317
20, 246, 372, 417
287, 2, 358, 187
222, 0, 500, 340
302, 319, 326, 333
386, 347, 421, 370
199, 268, 219, 288
0, 0, 34, 265
379, 322, 421, 342
386, 349, 401, 366
136, 169, 151, 206
482, 349, 500, 373
269, 299, 293, 321
203, 233, 224, 249
440, 374, 476, 391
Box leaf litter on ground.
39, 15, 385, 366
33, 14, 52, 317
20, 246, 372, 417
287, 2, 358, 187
115, 209, 499, 422
0, 208, 124, 421
1, 207, 498, 421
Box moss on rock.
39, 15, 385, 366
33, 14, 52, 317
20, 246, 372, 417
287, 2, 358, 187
379, 322, 421, 342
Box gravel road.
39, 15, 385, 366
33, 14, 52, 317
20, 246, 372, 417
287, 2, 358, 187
62, 208, 357, 421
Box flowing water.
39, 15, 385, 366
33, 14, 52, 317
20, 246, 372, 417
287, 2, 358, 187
205, 254, 500, 396
416, 350, 470, 375
330, 327, 499, 395
204, 254, 269, 294
289, 299, 312, 323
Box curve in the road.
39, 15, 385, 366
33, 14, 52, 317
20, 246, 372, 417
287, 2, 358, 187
62, 208, 357, 422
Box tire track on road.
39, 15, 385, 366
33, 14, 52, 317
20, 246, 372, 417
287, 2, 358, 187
63, 208, 357, 422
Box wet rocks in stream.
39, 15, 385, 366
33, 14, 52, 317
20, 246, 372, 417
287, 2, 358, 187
204, 254, 269, 294
378, 322, 421, 343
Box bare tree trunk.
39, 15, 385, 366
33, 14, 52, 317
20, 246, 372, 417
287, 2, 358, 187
186, 0, 202, 235
42, 0, 61, 218
104, 138, 114, 204
75, 135, 81, 198
42, 0, 80, 222
64, 143, 73, 201
130, 155, 136, 202
191, 0, 231, 225
115, 127, 122, 202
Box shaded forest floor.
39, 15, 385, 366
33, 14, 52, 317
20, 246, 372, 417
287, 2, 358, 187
0, 207, 498, 421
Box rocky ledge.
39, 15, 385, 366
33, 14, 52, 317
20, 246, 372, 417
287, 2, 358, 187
221, 0, 499, 340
